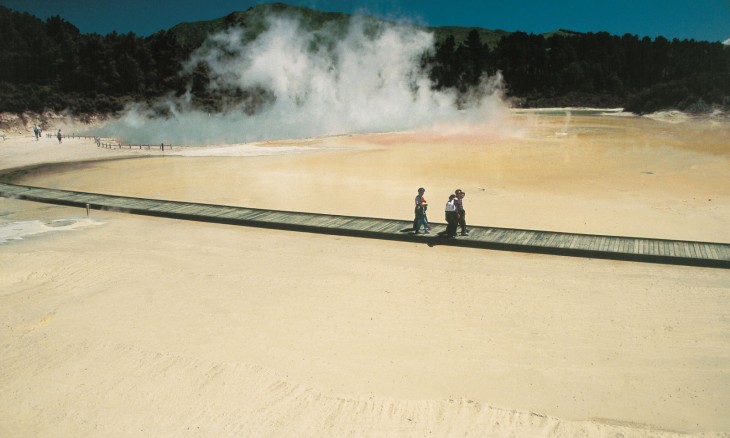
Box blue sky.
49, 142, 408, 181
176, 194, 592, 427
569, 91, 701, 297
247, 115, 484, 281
2, 0, 728, 43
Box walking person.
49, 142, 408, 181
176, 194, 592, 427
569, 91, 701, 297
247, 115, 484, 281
413, 187, 430, 234
56, 129, 62, 144
444, 194, 458, 238
455, 189, 468, 236
33, 126, 40, 140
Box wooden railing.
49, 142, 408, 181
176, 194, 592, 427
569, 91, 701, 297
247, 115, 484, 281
94, 138, 173, 150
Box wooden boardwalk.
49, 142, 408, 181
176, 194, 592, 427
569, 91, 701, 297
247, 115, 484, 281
1, 182, 729, 269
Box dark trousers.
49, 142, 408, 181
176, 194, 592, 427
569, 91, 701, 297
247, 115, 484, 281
445, 211, 458, 237
457, 209, 466, 234
413, 208, 424, 231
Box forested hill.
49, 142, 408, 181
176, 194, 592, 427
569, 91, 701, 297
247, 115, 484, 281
1, 3, 728, 115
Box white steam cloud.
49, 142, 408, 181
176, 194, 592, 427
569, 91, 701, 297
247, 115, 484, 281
97, 13, 506, 145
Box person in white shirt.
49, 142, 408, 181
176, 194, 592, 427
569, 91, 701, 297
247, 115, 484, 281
444, 194, 458, 238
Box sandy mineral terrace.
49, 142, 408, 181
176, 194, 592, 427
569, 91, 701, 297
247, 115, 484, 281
1, 111, 729, 437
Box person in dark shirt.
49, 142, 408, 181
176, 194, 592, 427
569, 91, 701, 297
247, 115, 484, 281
454, 189, 468, 236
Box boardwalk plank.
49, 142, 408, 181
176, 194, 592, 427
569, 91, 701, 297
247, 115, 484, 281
683, 242, 696, 258
505, 230, 525, 245
584, 234, 596, 250
606, 237, 617, 252
606, 237, 618, 252
666, 240, 675, 257
488, 229, 507, 243
625, 238, 635, 253
719, 245, 730, 260
486, 229, 504, 243
575, 235, 592, 250
511, 230, 530, 245
675, 242, 689, 258
464, 227, 481, 239
566, 234, 580, 249
675, 240, 685, 258
228, 209, 268, 221
691, 242, 701, 258
618, 238, 629, 253
686, 242, 697, 258
505, 230, 522, 244
520, 231, 537, 245
150, 202, 188, 212
534, 232, 552, 246
687, 242, 701, 258
671, 241, 682, 258
645, 239, 653, 255
519, 231, 539, 246
498, 230, 514, 244
561, 234, 575, 249
698, 244, 710, 259
543, 232, 559, 247
646, 239, 654, 255
639, 239, 651, 255
613, 237, 622, 253
693, 243, 706, 259
321, 216, 359, 228
648, 239, 659, 255
483, 228, 501, 241
706, 244, 723, 260
705, 244, 718, 259
524, 232, 543, 246
506, 230, 524, 244
555, 234, 567, 249
523, 231, 541, 246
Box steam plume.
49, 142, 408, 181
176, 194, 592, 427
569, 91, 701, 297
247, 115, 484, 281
97, 12, 506, 144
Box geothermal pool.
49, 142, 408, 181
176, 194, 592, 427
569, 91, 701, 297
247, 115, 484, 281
19, 111, 730, 243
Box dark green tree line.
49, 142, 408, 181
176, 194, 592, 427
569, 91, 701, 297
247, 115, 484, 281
427, 29, 729, 112
0, 7, 189, 113
1, 5, 728, 115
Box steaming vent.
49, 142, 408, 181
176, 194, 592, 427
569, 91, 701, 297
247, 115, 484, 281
97, 11, 507, 145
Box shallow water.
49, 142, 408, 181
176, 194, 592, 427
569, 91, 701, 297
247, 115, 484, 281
0, 218, 103, 244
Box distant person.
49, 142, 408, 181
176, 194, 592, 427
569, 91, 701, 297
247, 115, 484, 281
33, 126, 40, 140
413, 187, 430, 234
444, 194, 458, 238
56, 129, 62, 144
455, 189, 468, 236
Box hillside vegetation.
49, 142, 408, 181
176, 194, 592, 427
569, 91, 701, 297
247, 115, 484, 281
1, 2, 728, 115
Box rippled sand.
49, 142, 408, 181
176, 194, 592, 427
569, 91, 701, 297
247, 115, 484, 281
1, 111, 729, 436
